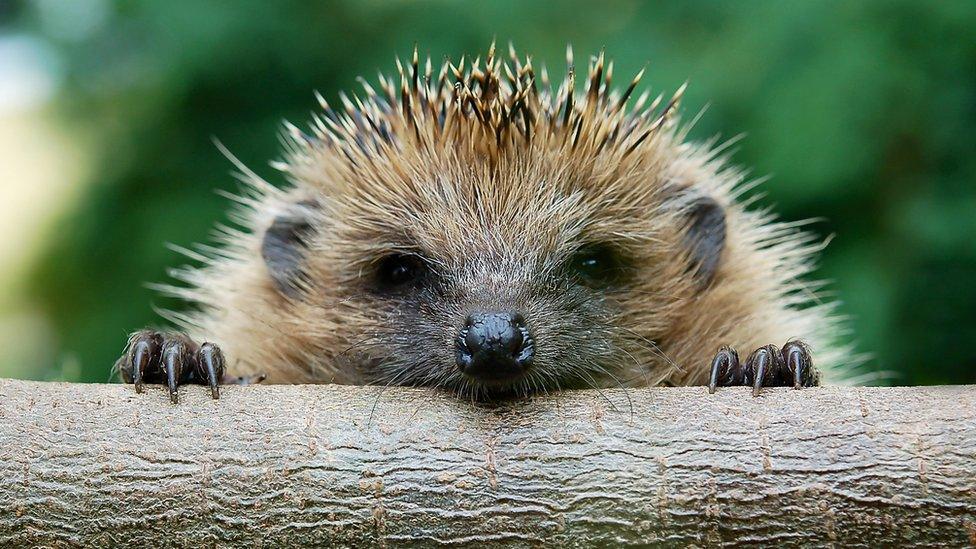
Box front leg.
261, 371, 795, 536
114, 330, 264, 403
708, 340, 818, 396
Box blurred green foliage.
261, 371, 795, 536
6, 0, 975, 384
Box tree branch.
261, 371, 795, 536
1, 379, 974, 546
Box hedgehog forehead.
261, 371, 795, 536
334, 175, 581, 255
329, 162, 666, 270
414, 186, 587, 259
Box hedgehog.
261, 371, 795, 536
115, 43, 851, 403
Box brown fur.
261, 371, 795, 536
157, 44, 850, 393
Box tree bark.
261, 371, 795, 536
0, 379, 974, 547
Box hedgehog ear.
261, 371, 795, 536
261, 200, 319, 298
679, 194, 727, 289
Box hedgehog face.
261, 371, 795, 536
256, 44, 730, 396
352, 227, 632, 396
262, 165, 727, 398
325, 205, 643, 397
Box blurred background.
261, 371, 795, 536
0, 0, 973, 385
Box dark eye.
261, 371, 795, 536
374, 254, 428, 291
569, 244, 625, 286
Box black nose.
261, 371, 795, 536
456, 312, 534, 382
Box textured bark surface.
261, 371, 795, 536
0, 379, 974, 547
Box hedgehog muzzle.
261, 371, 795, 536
455, 311, 535, 384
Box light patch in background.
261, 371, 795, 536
34, 0, 110, 43
0, 32, 89, 379
0, 34, 61, 113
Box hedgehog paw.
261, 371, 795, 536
115, 329, 265, 403
707, 340, 818, 396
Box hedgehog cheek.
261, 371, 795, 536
681, 195, 727, 289
261, 200, 319, 298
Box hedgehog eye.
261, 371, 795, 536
569, 244, 624, 286
373, 254, 428, 291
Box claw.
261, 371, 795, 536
708, 347, 736, 394
131, 340, 150, 393
708, 357, 720, 394
751, 348, 770, 397
783, 341, 813, 389
786, 347, 802, 389
197, 343, 225, 400
708, 341, 818, 392
162, 342, 185, 404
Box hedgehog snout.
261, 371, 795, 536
455, 311, 535, 383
